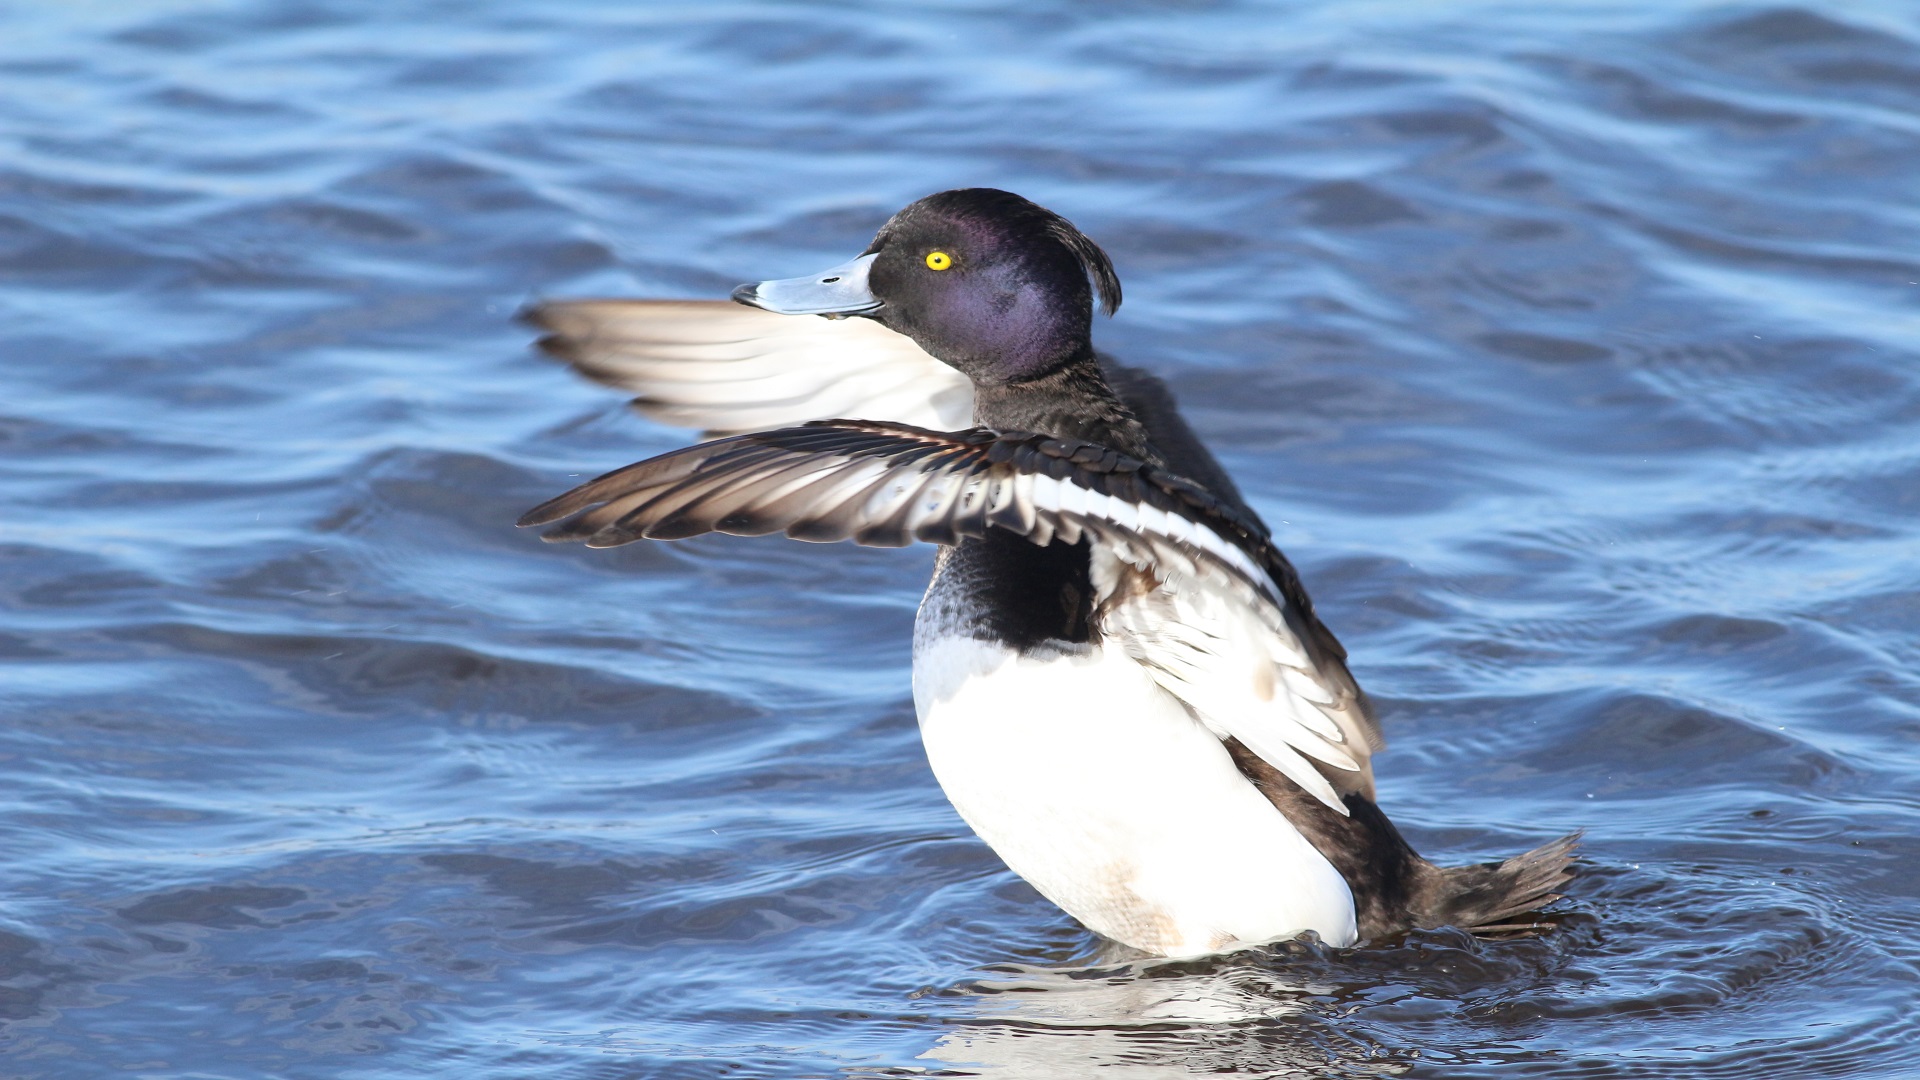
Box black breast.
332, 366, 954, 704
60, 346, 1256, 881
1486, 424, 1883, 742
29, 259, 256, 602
923, 531, 1095, 652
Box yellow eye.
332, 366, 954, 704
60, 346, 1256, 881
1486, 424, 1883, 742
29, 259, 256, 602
924, 251, 952, 271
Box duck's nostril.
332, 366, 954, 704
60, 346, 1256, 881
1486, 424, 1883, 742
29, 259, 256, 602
821, 276, 840, 284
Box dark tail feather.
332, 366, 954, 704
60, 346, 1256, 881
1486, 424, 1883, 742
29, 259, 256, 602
1418, 831, 1581, 935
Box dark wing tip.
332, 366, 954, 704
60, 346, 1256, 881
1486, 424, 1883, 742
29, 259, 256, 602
517, 500, 570, 528
535, 514, 609, 543
516, 297, 558, 329
518, 299, 592, 368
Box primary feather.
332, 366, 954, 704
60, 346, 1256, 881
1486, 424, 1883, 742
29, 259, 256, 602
524, 300, 973, 436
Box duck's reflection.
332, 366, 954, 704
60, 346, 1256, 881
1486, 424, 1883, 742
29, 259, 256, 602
909, 941, 1409, 1078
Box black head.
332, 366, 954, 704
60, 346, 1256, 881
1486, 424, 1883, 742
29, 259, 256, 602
734, 188, 1121, 385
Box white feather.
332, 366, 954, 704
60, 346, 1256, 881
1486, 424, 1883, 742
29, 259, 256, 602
1097, 547, 1358, 813
913, 633, 1357, 957
529, 300, 973, 435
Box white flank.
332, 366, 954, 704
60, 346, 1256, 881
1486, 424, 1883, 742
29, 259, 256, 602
912, 634, 1358, 957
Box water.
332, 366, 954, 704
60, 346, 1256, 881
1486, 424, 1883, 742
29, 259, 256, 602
4, 1, 1919, 1075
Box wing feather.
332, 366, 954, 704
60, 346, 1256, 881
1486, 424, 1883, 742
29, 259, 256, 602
525, 300, 975, 435
520, 419, 1375, 812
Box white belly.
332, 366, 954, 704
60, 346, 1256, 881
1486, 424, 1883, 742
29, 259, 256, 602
912, 634, 1358, 957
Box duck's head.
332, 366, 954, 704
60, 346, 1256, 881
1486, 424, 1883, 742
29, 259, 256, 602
733, 188, 1121, 385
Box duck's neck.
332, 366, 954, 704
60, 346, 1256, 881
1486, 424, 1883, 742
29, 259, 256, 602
971, 351, 1158, 463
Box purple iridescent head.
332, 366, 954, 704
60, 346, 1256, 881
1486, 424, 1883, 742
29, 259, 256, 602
733, 188, 1121, 385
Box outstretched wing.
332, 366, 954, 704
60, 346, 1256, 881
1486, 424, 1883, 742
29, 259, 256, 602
525, 300, 973, 435
521, 419, 1377, 811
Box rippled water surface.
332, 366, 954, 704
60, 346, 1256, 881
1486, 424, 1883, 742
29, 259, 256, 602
5, 1, 1920, 1075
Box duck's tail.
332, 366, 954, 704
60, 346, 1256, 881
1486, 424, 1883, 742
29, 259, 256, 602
1416, 831, 1582, 935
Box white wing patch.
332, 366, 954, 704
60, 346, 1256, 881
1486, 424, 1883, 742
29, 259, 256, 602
1090, 548, 1362, 813
527, 299, 974, 435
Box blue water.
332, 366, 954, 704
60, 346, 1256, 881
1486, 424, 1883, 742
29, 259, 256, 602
5, 1, 1920, 1075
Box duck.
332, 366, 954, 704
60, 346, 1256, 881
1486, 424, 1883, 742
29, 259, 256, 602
519, 187, 1577, 958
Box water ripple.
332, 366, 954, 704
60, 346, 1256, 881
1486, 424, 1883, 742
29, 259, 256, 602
3, 1, 1919, 1076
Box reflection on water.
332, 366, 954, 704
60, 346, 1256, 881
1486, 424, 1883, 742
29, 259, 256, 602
920, 954, 1367, 1079
4, 0, 1920, 1076
911, 924, 1612, 1077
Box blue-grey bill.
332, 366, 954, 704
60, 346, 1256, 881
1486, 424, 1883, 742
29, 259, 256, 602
731, 253, 881, 317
